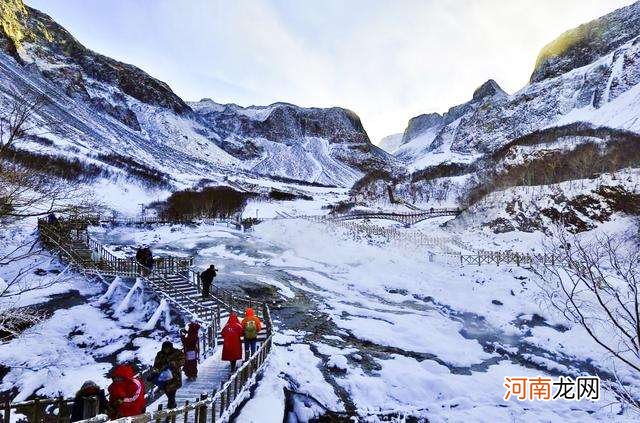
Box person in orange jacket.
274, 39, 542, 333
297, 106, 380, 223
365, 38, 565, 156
107, 364, 146, 419
241, 307, 262, 357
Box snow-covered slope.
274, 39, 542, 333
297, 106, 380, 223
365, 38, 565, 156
0, 0, 395, 188
376, 133, 403, 154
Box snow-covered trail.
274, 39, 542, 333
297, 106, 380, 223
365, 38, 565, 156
91, 220, 637, 422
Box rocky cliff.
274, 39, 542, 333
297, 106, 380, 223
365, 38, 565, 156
0, 0, 395, 187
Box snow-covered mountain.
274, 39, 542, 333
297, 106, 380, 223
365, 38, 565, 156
354, 1, 640, 231
377, 133, 403, 154
0, 0, 394, 188
389, 0, 640, 170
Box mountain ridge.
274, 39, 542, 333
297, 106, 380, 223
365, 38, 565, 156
0, 0, 396, 188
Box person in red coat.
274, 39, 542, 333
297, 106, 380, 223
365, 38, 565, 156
221, 313, 243, 371
180, 322, 201, 380
107, 364, 146, 419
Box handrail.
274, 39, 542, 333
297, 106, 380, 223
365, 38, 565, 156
12, 218, 274, 423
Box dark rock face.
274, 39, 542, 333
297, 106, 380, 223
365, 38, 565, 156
191, 101, 396, 178
530, 1, 640, 83
472, 79, 506, 102
401, 113, 443, 143
198, 103, 371, 146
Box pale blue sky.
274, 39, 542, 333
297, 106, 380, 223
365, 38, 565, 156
26, 0, 635, 142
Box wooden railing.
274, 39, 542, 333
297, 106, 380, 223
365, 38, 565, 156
7, 219, 275, 423
74, 214, 243, 229
327, 208, 460, 225
455, 250, 568, 267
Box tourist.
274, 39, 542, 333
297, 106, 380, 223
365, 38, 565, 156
199, 264, 217, 299
47, 212, 58, 224
221, 313, 243, 371
107, 364, 146, 419
70, 380, 108, 422
180, 322, 201, 380
152, 341, 185, 409
135, 245, 154, 275
241, 307, 262, 357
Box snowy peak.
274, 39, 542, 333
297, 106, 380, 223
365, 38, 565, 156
471, 79, 507, 102
192, 100, 370, 143
530, 1, 640, 83
0, 0, 189, 121
0, 0, 400, 188
401, 113, 443, 144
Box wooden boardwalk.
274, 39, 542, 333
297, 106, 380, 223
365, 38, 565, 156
151, 350, 231, 411
18, 218, 274, 423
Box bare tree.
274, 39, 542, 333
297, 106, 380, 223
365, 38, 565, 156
532, 227, 640, 408
0, 89, 89, 339
0, 92, 50, 160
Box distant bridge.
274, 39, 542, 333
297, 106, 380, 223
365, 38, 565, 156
327, 208, 461, 226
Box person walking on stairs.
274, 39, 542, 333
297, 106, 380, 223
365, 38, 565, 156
199, 264, 217, 299
152, 341, 185, 409
107, 364, 146, 419
180, 322, 200, 380
71, 380, 108, 422
135, 245, 154, 276
221, 312, 243, 371
241, 307, 262, 357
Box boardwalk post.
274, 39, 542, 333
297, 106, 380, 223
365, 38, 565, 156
219, 382, 225, 417
199, 394, 208, 423
155, 404, 163, 423
32, 398, 41, 423
210, 389, 217, 423
183, 400, 190, 423
56, 396, 69, 423
3, 398, 9, 423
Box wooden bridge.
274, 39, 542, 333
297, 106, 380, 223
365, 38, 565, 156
6, 218, 273, 423
327, 208, 460, 226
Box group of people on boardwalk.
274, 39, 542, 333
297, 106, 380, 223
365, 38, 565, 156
69, 308, 262, 421
221, 307, 263, 371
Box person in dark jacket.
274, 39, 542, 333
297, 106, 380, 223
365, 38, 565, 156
180, 322, 201, 380
47, 213, 59, 224
135, 246, 154, 275
152, 341, 185, 409
71, 380, 108, 422
199, 265, 217, 299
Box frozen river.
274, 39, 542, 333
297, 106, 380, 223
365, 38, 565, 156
89, 219, 633, 422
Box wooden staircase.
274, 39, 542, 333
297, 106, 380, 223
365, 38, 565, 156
30, 217, 274, 423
